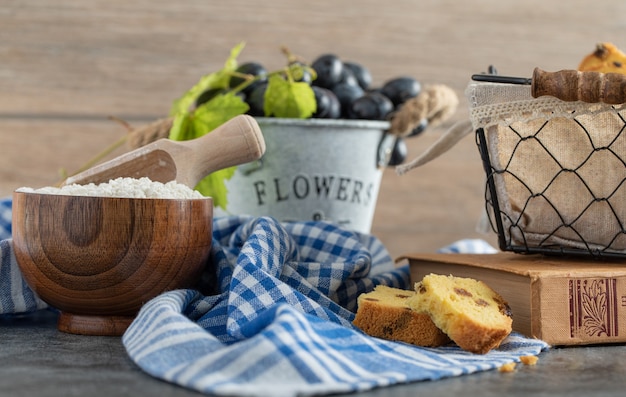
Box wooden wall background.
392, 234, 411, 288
2, 0, 625, 256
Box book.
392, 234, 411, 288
398, 252, 626, 346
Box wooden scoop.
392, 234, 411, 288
63, 114, 265, 187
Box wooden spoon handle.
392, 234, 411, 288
532, 67, 626, 104
177, 114, 266, 186
61, 115, 266, 188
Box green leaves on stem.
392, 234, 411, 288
167, 42, 317, 210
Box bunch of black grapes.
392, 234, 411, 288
198, 54, 427, 165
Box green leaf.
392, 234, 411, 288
168, 111, 193, 141
191, 93, 249, 133
168, 92, 249, 210
195, 168, 237, 210
223, 42, 244, 72
169, 42, 246, 116
263, 74, 316, 118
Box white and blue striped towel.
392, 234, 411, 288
0, 198, 548, 397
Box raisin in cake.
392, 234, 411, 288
353, 285, 450, 347
408, 274, 512, 354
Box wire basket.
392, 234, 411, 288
469, 80, 626, 258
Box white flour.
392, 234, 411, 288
17, 177, 204, 199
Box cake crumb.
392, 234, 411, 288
520, 355, 539, 366
499, 362, 516, 372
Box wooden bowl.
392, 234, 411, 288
11, 191, 213, 336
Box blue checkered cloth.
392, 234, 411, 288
0, 196, 48, 314
0, 198, 548, 397
0, 197, 11, 242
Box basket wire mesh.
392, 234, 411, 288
475, 110, 626, 258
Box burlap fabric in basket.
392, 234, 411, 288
468, 82, 626, 255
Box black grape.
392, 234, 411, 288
246, 82, 268, 117
312, 86, 341, 119
348, 92, 394, 121
230, 62, 268, 95
343, 61, 372, 90
332, 83, 364, 116
381, 77, 421, 107
387, 138, 407, 166
311, 54, 344, 89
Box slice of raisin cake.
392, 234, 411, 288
408, 274, 513, 354
353, 285, 450, 347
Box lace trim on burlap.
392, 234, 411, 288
466, 82, 626, 130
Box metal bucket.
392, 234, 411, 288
217, 117, 390, 233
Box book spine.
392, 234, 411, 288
536, 276, 626, 345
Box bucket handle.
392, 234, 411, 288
376, 132, 396, 168
237, 158, 265, 175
